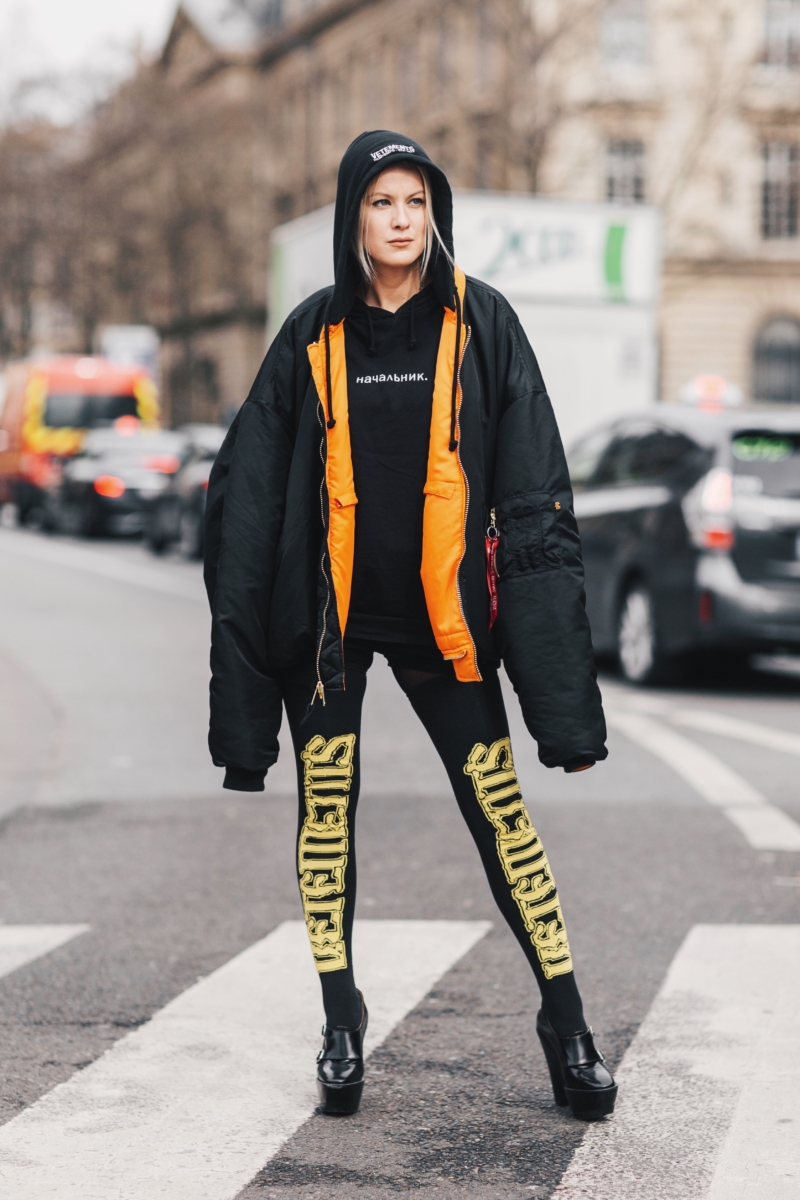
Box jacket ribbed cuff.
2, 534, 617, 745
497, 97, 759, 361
223, 766, 266, 792
562, 757, 595, 774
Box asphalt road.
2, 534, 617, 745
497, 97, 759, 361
0, 523, 798, 1199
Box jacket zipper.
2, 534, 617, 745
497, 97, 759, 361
314, 407, 329, 706
453, 325, 480, 677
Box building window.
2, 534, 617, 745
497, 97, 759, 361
475, 132, 493, 190
602, 0, 649, 67
254, 0, 284, 30
606, 139, 645, 203
397, 44, 418, 116
364, 51, 385, 125
753, 317, 800, 403
435, 13, 453, 101
762, 142, 800, 238
476, 6, 496, 91
765, 0, 800, 68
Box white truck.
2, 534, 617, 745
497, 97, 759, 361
268, 191, 662, 446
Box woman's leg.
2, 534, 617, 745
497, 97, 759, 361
394, 665, 586, 1036
282, 663, 369, 1031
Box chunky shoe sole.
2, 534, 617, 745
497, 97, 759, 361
317, 1077, 364, 1115
565, 1082, 617, 1121
537, 1028, 618, 1122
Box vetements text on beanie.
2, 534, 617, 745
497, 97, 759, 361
328, 130, 455, 325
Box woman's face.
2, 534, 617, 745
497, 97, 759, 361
362, 167, 426, 271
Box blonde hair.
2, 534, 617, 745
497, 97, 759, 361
353, 164, 453, 286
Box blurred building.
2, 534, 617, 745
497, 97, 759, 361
555, 0, 800, 409
154, 0, 800, 416
4, 0, 800, 421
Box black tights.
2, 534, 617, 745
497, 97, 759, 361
282, 642, 586, 1037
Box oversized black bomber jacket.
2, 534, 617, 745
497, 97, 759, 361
204, 131, 608, 790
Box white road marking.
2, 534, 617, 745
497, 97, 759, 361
0, 918, 490, 1200
606, 709, 800, 851
0, 529, 204, 602
605, 709, 763, 805
0, 925, 89, 982
554, 925, 800, 1200
672, 707, 800, 757
723, 804, 800, 851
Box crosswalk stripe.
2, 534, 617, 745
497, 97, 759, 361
0, 918, 490, 1199
554, 924, 800, 1200
672, 707, 800, 757
606, 708, 800, 851
0, 925, 89, 982
723, 803, 800, 851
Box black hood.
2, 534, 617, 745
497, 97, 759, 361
329, 130, 455, 324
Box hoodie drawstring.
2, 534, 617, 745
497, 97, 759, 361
366, 305, 377, 357
408, 292, 417, 350
449, 289, 462, 453
324, 313, 336, 429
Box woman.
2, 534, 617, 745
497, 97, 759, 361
204, 130, 615, 1122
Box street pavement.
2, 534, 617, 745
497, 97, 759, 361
0, 523, 799, 1199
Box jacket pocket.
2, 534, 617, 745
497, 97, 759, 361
423, 479, 457, 500
496, 490, 562, 577
330, 491, 358, 509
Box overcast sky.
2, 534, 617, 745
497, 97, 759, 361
0, 0, 178, 122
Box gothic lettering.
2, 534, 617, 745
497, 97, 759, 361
464, 737, 573, 979
298, 733, 356, 973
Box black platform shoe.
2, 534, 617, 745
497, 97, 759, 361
536, 1010, 617, 1121
316, 993, 368, 1115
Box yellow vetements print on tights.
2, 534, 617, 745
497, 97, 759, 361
464, 738, 573, 979
298, 733, 356, 973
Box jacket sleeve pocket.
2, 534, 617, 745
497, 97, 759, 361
496, 490, 562, 577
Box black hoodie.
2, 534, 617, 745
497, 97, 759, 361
204, 130, 608, 791
346, 285, 442, 645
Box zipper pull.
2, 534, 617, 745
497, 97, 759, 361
313, 680, 326, 706
486, 507, 500, 631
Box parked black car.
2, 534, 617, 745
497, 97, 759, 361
45, 428, 187, 537
568, 406, 800, 682
143, 424, 226, 559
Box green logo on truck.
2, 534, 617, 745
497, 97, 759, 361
604, 224, 627, 301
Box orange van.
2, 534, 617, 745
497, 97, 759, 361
0, 355, 160, 523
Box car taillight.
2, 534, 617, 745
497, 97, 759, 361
702, 527, 735, 551
682, 468, 735, 551
144, 455, 181, 474
95, 475, 126, 499
114, 416, 140, 436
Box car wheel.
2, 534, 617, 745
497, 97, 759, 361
144, 509, 169, 554
64, 498, 97, 539
40, 495, 58, 533
617, 585, 667, 685
179, 508, 203, 560
22, 503, 45, 531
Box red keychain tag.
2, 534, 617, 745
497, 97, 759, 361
486, 508, 500, 630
